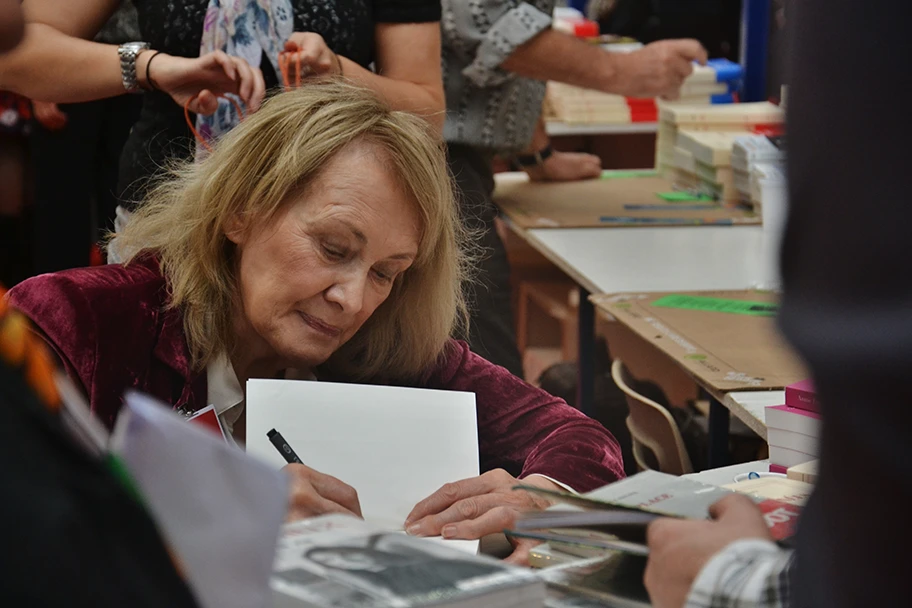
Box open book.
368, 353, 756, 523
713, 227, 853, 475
508, 470, 802, 557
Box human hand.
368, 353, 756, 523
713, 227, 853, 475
147, 50, 266, 116
281, 32, 342, 86
525, 150, 602, 182
404, 469, 559, 565
644, 494, 773, 608
610, 39, 708, 99
284, 463, 364, 522
32, 100, 67, 130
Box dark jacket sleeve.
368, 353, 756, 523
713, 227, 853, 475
423, 340, 625, 492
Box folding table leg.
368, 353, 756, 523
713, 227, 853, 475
576, 286, 595, 416
708, 397, 731, 468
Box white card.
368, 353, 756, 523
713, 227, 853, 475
245, 379, 480, 552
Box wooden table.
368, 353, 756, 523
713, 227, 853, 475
494, 172, 781, 434
591, 291, 807, 465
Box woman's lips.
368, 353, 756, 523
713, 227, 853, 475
299, 312, 342, 337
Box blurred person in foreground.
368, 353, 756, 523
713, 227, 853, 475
642, 1, 912, 606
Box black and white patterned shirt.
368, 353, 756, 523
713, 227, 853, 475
686, 539, 795, 608
441, 0, 554, 152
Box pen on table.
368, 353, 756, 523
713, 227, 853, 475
267, 428, 303, 465
599, 216, 735, 225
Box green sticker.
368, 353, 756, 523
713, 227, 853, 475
655, 192, 714, 202
651, 294, 778, 317
613, 303, 632, 309
600, 169, 659, 179
683, 354, 707, 360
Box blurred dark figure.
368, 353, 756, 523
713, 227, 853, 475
0, 91, 32, 286
590, 0, 741, 60
29, 1, 141, 272
780, 0, 912, 606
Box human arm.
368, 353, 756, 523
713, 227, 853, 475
445, 0, 705, 98
644, 494, 793, 608
403, 340, 624, 562
283, 22, 445, 130
0, 0, 265, 113
517, 116, 602, 182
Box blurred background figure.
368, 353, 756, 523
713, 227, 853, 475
29, 1, 142, 272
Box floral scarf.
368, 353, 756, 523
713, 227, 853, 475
196, 0, 293, 158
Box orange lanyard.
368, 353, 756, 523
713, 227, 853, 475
278, 51, 302, 90
0, 288, 61, 410
183, 93, 247, 153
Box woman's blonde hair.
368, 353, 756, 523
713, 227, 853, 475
117, 80, 470, 381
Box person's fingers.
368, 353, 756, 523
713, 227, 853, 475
189, 89, 219, 115
405, 470, 509, 526
231, 57, 255, 104
248, 61, 266, 111
671, 57, 695, 81
504, 538, 540, 566
440, 505, 519, 540
287, 484, 362, 521
307, 470, 363, 518
708, 493, 759, 521
209, 50, 237, 83
284, 38, 300, 53
668, 39, 708, 64
408, 492, 521, 537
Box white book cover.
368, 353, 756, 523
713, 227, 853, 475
245, 379, 480, 552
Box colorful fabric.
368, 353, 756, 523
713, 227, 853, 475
0, 286, 60, 410
195, 0, 293, 159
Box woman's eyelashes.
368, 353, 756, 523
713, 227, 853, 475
320, 241, 349, 260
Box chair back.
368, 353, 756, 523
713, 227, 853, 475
610, 359, 693, 475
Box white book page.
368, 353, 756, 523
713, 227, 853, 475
246, 379, 480, 553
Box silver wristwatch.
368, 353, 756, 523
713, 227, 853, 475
117, 41, 151, 93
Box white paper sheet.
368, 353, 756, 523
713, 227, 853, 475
112, 392, 289, 608
245, 379, 480, 553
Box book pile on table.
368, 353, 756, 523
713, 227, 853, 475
545, 59, 742, 126
656, 102, 785, 191
272, 515, 545, 608
511, 470, 802, 607
767, 379, 821, 472
732, 134, 787, 214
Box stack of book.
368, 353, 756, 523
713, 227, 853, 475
545, 59, 743, 126
656, 101, 784, 182
766, 379, 821, 472
273, 515, 546, 608
510, 470, 802, 607
731, 134, 787, 214
673, 130, 743, 202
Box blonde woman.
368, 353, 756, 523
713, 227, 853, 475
8, 82, 623, 565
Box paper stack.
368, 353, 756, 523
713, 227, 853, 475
673, 130, 743, 202
731, 134, 787, 213
656, 102, 784, 179
272, 514, 545, 608
545, 59, 742, 126
766, 380, 821, 472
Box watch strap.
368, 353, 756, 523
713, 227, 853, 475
118, 42, 151, 93
511, 144, 554, 169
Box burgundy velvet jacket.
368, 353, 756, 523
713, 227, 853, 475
8, 258, 624, 491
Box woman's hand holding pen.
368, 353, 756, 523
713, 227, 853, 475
284, 463, 364, 522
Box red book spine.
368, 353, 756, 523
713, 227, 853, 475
785, 384, 819, 413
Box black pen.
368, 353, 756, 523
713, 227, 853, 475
267, 428, 303, 465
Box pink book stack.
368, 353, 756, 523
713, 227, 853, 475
767, 380, 821, 473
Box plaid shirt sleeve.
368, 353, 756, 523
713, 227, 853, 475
685, 539, 795, 608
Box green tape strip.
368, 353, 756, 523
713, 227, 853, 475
600, 169, 659, 179
650, 294, 778, 317
655, 191, 714, 202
